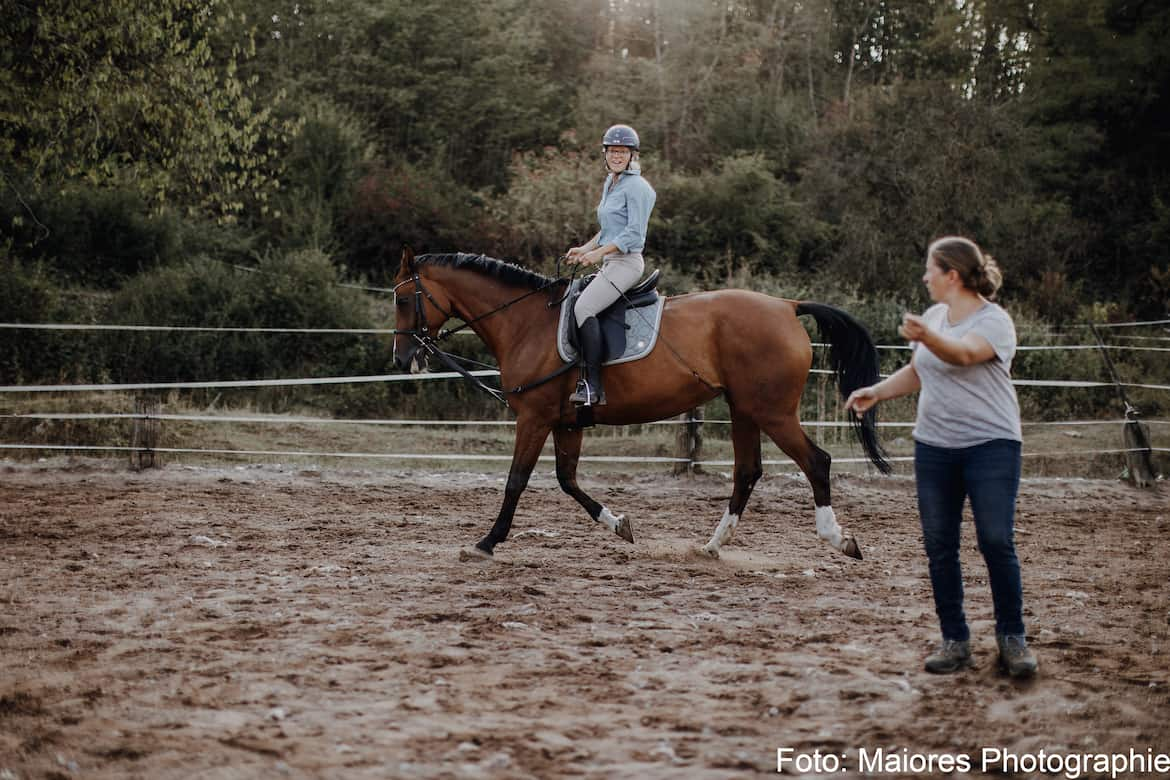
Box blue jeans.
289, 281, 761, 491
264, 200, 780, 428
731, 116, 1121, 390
914, 439, 1025, 641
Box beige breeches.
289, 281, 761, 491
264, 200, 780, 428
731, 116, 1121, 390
573, 252, 645, 326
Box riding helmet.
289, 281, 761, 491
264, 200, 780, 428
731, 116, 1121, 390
602, 124, 640, 150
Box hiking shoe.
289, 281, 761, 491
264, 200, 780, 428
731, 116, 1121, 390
924, 639, 973, 673
996, 634, 1038, 678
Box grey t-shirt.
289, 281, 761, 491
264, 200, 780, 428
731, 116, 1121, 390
912, 302, 1023, 448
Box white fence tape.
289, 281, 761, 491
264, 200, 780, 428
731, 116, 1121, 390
0, 371, 497, 393
0, 443, 687, 463
0, 323, 396, 334
5, 323, 1168, 351
3, 370, 1168, 393
1, 413, 517, 426
811, 341, 1170, 353
4, 413, 1166, 429
1068, 318, 1170, 328
2, 443, 1164, 465
2, 318, 1166, 469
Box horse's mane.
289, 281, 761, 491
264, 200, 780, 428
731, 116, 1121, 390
416, 253, 554, 291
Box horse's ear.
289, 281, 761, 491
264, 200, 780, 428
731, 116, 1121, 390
400, 246, 415, 275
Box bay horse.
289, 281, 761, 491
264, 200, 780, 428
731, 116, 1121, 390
392, 249, 890, 560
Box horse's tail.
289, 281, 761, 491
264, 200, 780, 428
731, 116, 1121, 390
795, 301, 892, 474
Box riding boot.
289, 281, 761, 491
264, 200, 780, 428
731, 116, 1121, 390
569, 316, 606, 406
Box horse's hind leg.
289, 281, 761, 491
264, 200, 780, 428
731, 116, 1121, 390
553, 426, 634, 543
702, 411, 762, 558
760, 413, 862, 560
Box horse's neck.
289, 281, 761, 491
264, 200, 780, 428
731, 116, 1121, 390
437, 271, 556, 360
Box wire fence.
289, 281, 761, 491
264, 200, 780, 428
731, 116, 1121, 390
1, 319, 1167, 472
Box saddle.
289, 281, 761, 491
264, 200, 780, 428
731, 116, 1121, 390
557, 269, 665, 365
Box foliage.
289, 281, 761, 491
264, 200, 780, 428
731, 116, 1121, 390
487, 141, 602, 267
341, 161, 485, 283
1022, 0, 1170, 316
653, 153, 811, 282
1, 186, 184, 286
263, 0, 573, 192
104, 249, 380, 385
0, 0, 296, 221
0, 255, 76, 384
1, 0, 1167, 429
262, 98, 377, 251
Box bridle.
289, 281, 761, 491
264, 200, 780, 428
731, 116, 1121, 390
392, 258, 579, 405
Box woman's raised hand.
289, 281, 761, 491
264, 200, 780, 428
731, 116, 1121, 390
899, 312, 929, 343
844, 386, 879, 416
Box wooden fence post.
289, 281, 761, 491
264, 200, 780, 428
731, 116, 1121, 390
131, 395, 161, 471
673, 406, 703, 476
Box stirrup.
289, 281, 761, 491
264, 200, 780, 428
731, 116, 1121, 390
569, 380, 604, 406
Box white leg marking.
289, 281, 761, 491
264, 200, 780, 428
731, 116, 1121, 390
815, 505, 845, 551
597, 506, 621, 533
702, 509, 739, 556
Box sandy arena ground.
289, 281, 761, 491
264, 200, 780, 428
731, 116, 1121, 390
1, 460, 1167, 779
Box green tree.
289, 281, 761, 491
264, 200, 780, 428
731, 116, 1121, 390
0, 0, 294, 222
287, 0, 570, 191
1022, 0, 1170, 316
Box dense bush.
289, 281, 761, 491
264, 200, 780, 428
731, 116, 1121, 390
1, 186, 184, 287
262, 99, 376, 252
0, 256, 82, 384
341, 162, 486, 284
653, 154, 815, 283
487, 144, 600, 268
104, 249, 379, 385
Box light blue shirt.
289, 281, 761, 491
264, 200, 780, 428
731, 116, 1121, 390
597, 170, 656, 254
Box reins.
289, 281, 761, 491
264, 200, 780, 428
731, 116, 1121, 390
396, 255, 719, 406
394, 256, 580, 406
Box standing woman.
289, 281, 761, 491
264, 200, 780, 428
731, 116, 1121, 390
565, 123, 657, 406
845, 237, 1038, 678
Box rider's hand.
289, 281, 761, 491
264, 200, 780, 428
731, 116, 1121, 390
566, 246, 586, 264
581, 248, 605, 266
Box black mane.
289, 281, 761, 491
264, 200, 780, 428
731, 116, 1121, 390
417, 252, 554, 291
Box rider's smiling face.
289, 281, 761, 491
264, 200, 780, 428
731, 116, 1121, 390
605, 146, 632, 172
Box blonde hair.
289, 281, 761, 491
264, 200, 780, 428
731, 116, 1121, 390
928, 236, 1003, 299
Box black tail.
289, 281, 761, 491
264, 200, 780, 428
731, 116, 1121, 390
796, 301, 892, 474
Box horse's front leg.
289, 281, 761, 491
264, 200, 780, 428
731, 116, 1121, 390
553, 426, 634, 543
471, 418, 552, 557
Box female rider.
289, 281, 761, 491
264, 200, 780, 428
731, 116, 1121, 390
565, 124, 657, 406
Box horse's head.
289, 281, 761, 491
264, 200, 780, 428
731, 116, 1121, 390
392, 247, 457, 373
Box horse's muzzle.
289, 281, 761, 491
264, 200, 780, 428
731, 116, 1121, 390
393, 342, 428, 374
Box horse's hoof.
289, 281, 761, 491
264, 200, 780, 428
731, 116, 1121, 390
615, 515, 634, 543
841, 537, 863, 560
459, 546, 493, 562
701, 544, 720, 559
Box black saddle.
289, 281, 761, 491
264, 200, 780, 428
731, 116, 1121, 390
567, 269, 661, 361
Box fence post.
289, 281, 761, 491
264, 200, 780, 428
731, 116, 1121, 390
816, 373, 826, 446
673, 406, 703, 476
1089, 324, 1156, 487
131, 395, 161, 471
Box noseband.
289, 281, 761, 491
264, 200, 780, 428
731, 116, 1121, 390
393, 269, 454, 342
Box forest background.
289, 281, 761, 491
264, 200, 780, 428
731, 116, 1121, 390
1, 0, 1167, 425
